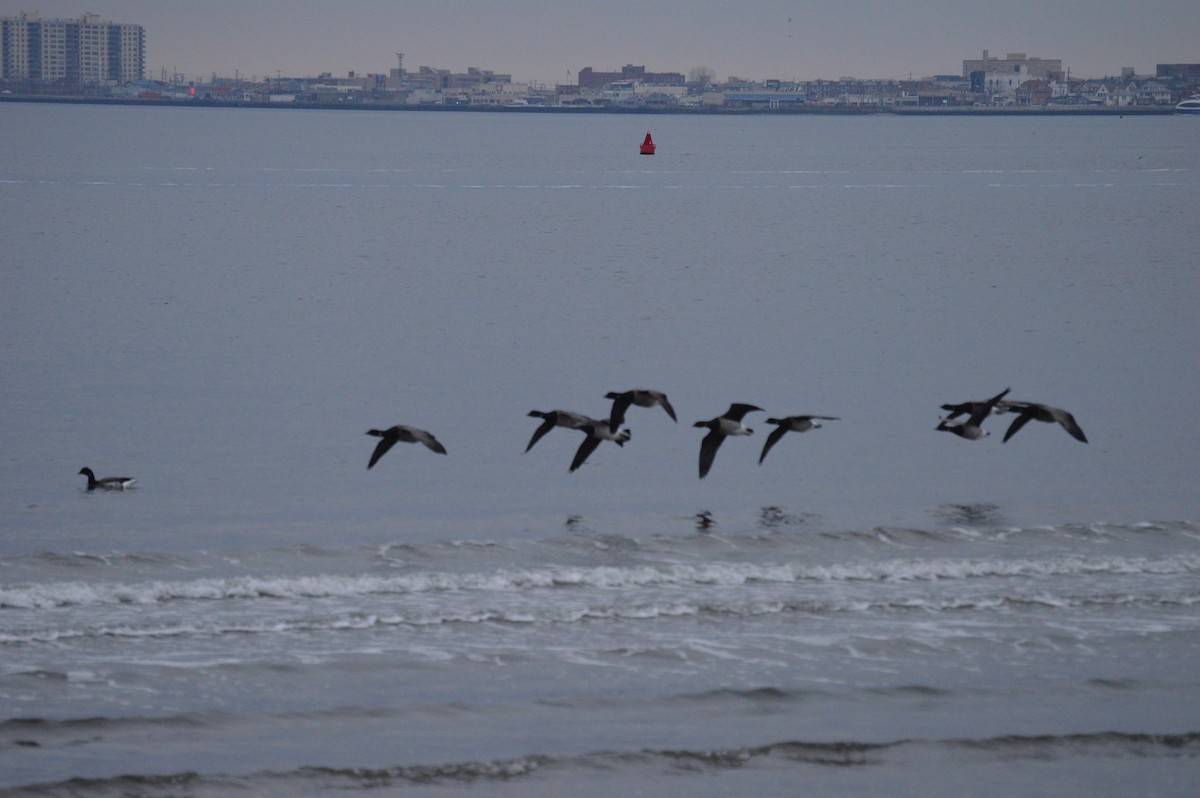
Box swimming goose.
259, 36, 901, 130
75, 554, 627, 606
366, 425, 447, 469
694, 403, 763, 478
1002, 401, 1088, 444
78, 467, 135, 491
525, 409, 595, 453
604, 389, 677, 431
569, 421, 632, 472
935, 388, 1010, 440
759, 415, 840, 464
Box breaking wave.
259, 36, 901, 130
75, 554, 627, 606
2, 552, 1197, 610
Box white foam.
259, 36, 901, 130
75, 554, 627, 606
2, 553, 1197, 611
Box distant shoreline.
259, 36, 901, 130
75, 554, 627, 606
0, 94, 1175, 116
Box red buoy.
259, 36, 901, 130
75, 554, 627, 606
640, 132, 655, 155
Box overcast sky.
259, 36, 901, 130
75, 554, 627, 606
3, 1, 1197, 84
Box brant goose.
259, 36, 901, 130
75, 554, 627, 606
1002, 401, 1088, 443
759, 415, 839, 464
569, 421, 632, 472
604, 389, 677, 431
366, 425, 447, 469
525, 409, 595, 453
939, 396, 1013, 421
78, 467, 135, 491
694, 403, 763, 478
935, 388, 1010, 440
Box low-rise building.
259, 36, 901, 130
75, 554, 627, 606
1015, 79, 1053, 106
963, 51, 1064, 82
577, 64, 685, 90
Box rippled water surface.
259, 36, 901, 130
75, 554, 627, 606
2, 104, 1198, 795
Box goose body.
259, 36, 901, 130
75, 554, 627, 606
525, 409, 595, 453
1003, 402, 1088, 444
939, 398, 1012, 421
936, 388, 1010, 440
569, 421, 632, 472
366, 425, 447, 469
604, 389, 677, 431
693, 403, 763, 478
78, 467, 135, 491
759, 415, 839, 464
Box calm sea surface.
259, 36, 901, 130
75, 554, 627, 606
1, 103, 1198, 795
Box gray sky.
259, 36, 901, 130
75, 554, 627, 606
3, 1, 1197, 84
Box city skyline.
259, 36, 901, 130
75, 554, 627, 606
2, 1, 1197, 86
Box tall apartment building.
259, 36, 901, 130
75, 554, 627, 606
1, 12, 144, 84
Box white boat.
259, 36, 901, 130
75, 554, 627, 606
1175, 97, 1200, 114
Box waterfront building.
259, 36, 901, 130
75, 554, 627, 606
1, 12, 144, 84
577, 64, 685, 90
960, 49, 1065, 85
1156, 64, 1200, 80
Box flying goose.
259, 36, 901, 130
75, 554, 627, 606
366, 425, 447, 469
694, 403, 763, 478
759, 415, 840, 464
939, 396, 1013, 421
935, 388, 1010, 440
1002, 401, 1088, 444
525, 409, 595, 453
604, 389, 677, 432
569, 421, 632, 472
78, 467, 135, 491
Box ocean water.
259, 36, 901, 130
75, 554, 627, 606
1, 103, 1198, 795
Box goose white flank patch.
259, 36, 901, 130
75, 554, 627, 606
525, 409, 596, 453
935, 388, 1010, 441
365, 425, 448, 469
759, 415, 840, 464
569, 421, 632, 472
78, 467, 135, 491
604, 389, 677, 431
1003, 401, 1088, 444
693, 403, 763, 478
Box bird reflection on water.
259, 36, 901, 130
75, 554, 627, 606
935, 503, 1005, 526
